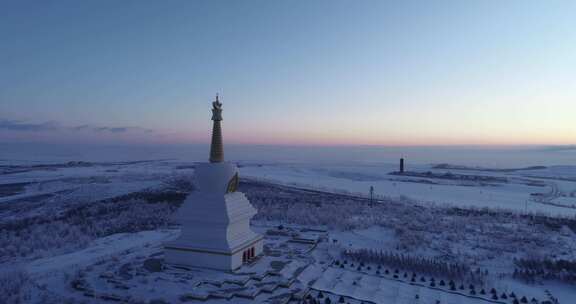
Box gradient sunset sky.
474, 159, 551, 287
1, 0, 575, 146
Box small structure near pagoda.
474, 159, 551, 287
164, 95, 263, 271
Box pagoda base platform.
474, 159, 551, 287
164, 236, 263, 271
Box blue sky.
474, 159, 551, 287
1, 0, 575, 145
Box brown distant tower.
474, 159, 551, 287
209, 94, 224, 163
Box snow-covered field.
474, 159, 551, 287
241, 162, 576, 217
1, 158, 575, 303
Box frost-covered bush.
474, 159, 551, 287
161, 174, 195, 193
241, 180, 576, 267
0, 176, 187, 264
0, 267, 32, 304
514, 258, 576, 284
0, 199, 178, 263
341, 248, 487, 284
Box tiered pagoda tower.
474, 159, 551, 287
164, 95, 263, 271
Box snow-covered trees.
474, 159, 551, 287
0, 267, 31, 304
341, 249, 481, 283
514, 258, 576, 284
0, 199, 178, 263
242, 180, 576, 275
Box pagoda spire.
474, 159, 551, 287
209, 94, 224, 163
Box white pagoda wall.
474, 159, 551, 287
165, 238, 263, 271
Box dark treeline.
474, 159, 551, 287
444, 207, 576, 232
514, 258, 576, 284
341, 248, 486, 284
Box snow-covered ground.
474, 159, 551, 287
241, 162, 576, 217
1, 161, 189, 203
1, 159, 575, 303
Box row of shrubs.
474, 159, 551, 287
332, 257, 546, 304
303, 290, 542, 304
340, 249, 479, 282
514, 258, 576, 284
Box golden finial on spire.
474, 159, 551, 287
212, 93, 223, 121
210, 94, 224, 162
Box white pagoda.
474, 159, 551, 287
164, 95, 263, 271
